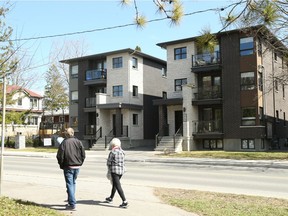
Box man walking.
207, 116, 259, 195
56, 128, 86, 210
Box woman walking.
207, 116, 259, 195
106, 138, 128, 208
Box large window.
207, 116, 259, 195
241, 72, 255, 90
113, 85, 123, 97
30, 98, 38, 108
174, 47, 187, 60
28, 116, 38, 125
241, 107, 256, 126
113, 57, 123, 68
71, 65, 78, 78
241, 139, 255, 149
240, 37, 254, 56
71, 91, 78, 101
174, 78, 187, 91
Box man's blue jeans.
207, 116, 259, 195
64, 168, 79, 206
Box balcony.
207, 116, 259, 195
192, 86, 222, 105
84, 69, 107, 85
192, 120, 223, 139
85, 97, 96, 108
192, 51, 221, 73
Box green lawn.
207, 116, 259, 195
154, 188, 288, 216
163, 151, 288, 160
0, 197, 64, 216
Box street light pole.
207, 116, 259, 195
0, 73, 7, 196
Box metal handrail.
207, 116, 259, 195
95, 127, 102, 142
105, 128, 114, 149
173, 125, 183, 149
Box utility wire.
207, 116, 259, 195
9, 7, 226, 42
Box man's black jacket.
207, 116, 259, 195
56, 137, 86, 169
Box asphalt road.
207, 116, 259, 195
4, 155, 288, 200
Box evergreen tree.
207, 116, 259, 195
43, 64, 69, 118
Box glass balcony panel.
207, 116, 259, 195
85, 69, 107, 81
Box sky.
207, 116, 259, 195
7, 0, 234, 94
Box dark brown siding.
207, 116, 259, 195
221, 33, 241, 138
77, 60, 90, 139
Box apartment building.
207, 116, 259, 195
61, 48, 167, 149
154, 25, 288, 151
0, 85, 43, 137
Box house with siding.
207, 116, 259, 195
154, 25, 288, 152
60, 48, 167, 149
0, 85, 43, 137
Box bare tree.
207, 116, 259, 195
49, 39, 89, 89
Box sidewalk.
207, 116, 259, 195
2, 149, 288, 216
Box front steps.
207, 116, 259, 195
155, 136, 183, 153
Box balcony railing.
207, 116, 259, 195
192, 51, 221, 67
194, 86, 222, 100
193, 120, 223, 133
85, 69, 107, 81
85, 97, 96, 108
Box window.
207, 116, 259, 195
276, 110, 279, 122
161, 68, 167, 77
30, 98, 38, 108
240, 37, 254, 56
132, 57, 138, 69
71, 91, 78, 101
113, 57, 123, 68
28, 116, 38, 125
174, 78, 187, 91
17, 98, 22, 106
203, 139, 223, 149
283, 84, 285, 98
241, 72, 255, 90
284, 112, 286, 126
162, 91, 167, 99
113, 85, 123, 97
241, 107, 256, 126
133, 114, 138, 125
132, 85, 138, 97
71, 65, 78, 78
241, 139, 255, 149
174, 47, 187, 60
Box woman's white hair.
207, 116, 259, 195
110, 138, 121, 147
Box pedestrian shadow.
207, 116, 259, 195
77, 199, 119, 208
40, 203, 69, 211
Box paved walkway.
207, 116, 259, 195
2, 149, 288, 216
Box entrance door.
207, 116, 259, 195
113, 114, 123, 136
174, 111, 183, 135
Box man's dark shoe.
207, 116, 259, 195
119, 201, 128, 208
105, 197, 113, 203
66, 204, 76, 211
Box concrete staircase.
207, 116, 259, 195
90, 138, 109, 151
155, 136, 183, 153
